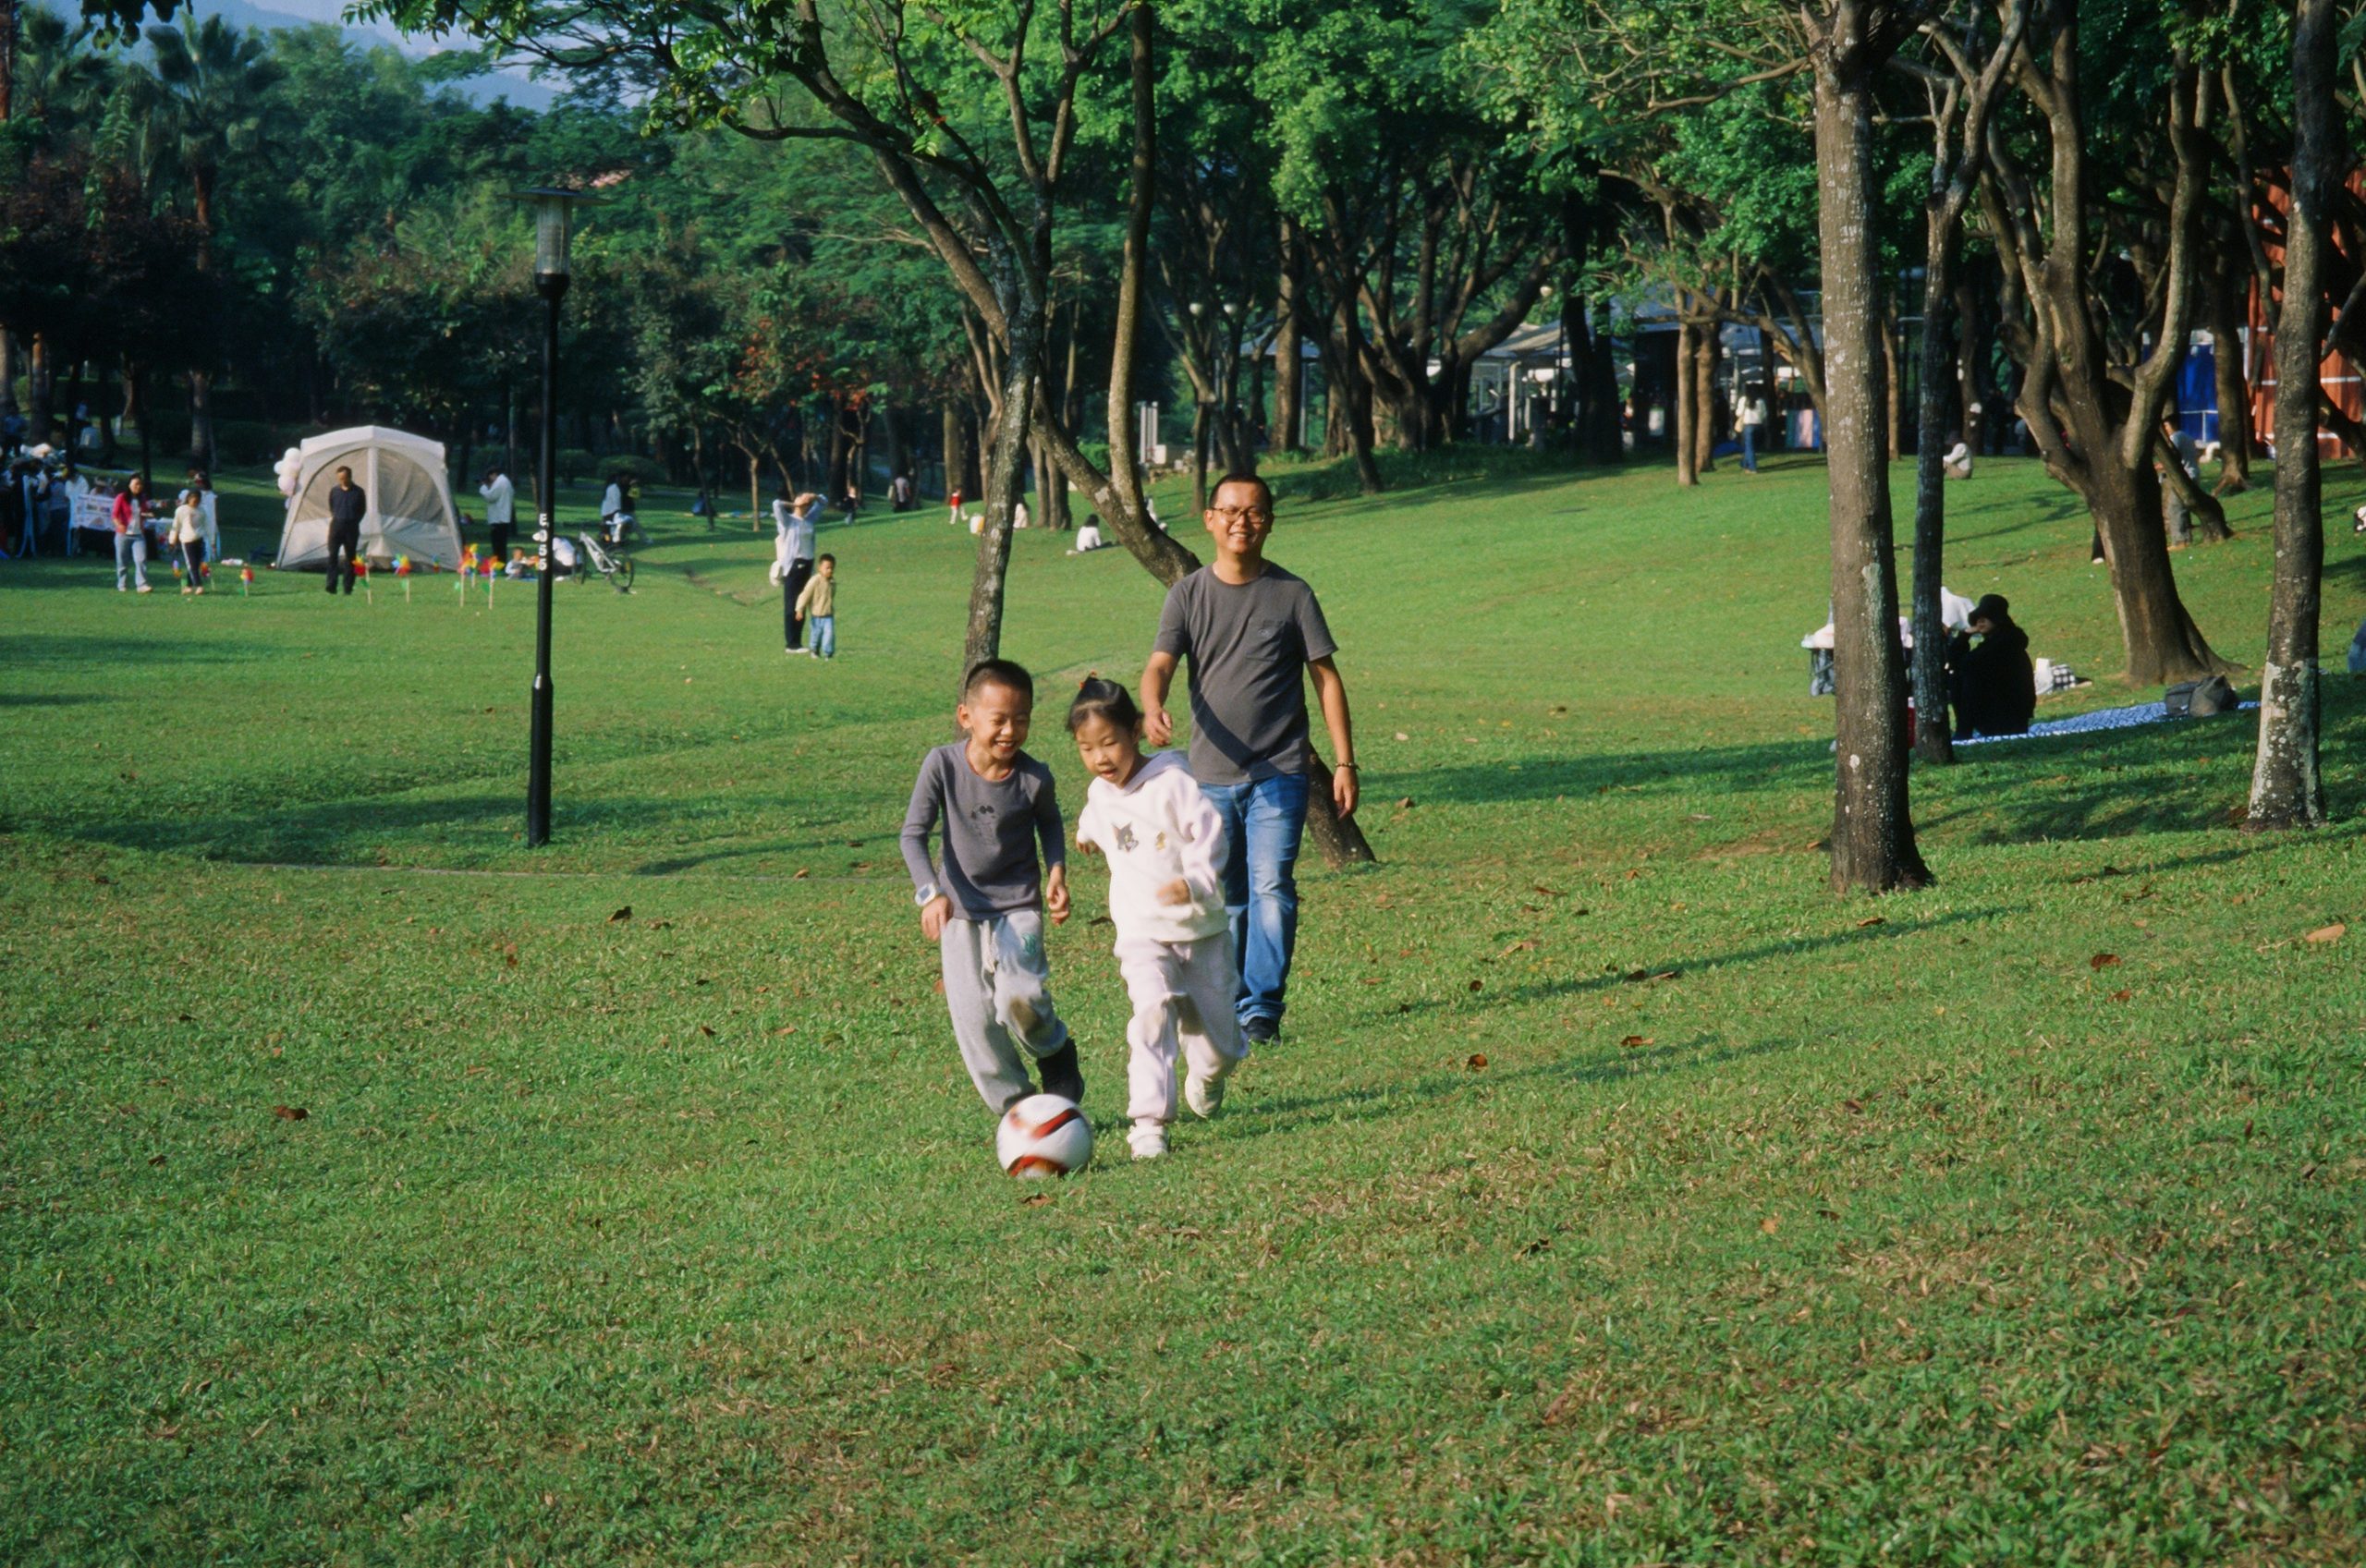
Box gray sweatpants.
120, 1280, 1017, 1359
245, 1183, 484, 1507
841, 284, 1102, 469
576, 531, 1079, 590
940, 909, 1069, 1112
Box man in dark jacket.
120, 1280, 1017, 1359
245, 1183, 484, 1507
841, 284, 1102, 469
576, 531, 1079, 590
325, 465, 365, 595
1947, 592, 2036, 739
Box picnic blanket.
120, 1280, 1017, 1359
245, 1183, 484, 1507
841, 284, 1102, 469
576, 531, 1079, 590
1957, 699, 2259, 747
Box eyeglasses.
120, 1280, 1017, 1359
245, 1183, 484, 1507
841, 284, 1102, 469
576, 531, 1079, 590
1208, 506, 1272, 523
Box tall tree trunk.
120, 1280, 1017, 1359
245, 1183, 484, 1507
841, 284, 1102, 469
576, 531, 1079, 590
1327, 299, 1384, 493
1880, 295, 1902, 461
746, 447, 761, 523
1911, 224, 1963, 766
1816, 20, 1931, 893
941, 400, 966, 499
1692, 315, 1719, 473
2208, 250, 2253, 493
1274, 216, 1305, 455
0, 331, 15, 423
2247, 0, 2334, 831
961, 237, 1048, 680
1674, 322, 1700, 485
2156, 429, 2230, 540
1955, 271, 1990, 453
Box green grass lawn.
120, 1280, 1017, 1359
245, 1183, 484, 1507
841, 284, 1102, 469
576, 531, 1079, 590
4, 454, 2363, 1563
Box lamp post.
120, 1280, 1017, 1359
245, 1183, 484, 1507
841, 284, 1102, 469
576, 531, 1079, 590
509, 187, 605, 847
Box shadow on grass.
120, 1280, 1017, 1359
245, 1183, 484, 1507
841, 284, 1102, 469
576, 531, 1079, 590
1372, 904, 2004, 1022
1227, 1030, 1807, 1141
0, 691, 119, 707
1390, 738, 1829, 806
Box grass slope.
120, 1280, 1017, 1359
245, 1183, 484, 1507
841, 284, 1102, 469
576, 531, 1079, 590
3, 456, 2363, 1563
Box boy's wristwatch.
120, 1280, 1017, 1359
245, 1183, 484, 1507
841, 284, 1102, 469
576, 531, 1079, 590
914, 883, 939, 907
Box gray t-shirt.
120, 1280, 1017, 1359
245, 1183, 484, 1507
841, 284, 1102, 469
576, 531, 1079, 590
1152, 563, 1338, 785
899, 743, 1067, 918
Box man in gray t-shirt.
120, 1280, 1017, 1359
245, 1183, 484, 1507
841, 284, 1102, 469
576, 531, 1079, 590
1141, 474, 1358, 1045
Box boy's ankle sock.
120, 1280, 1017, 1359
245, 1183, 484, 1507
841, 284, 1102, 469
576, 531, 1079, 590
1037, 1042, 1084, 1102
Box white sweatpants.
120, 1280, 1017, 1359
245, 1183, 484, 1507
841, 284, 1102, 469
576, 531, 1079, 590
940, 910, 1069, 1112
1116, 934, 1247, 1132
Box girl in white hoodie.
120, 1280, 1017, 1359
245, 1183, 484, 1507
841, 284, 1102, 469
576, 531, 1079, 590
1068, 677, 1247, 1160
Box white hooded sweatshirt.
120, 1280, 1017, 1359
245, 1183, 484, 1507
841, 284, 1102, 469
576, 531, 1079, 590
1075, 750, 1229, 945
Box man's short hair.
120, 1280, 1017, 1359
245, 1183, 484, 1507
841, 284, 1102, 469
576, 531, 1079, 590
1209, 471, 1273, 510
963, 658, 1034, 704
335, 465, 353, 480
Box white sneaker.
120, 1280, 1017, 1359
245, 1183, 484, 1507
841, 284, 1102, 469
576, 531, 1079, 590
1185, 1073, 1226, 1120
137, 584, 153, 593
1129, 1125, 1168, 1161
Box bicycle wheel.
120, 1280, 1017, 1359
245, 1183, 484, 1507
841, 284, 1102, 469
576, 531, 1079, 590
613, 556, 635, 592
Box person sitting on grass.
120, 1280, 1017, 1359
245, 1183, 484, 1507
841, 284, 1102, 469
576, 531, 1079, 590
900, 659, 1083, 1115
1069, 677, 1245, 1161
1068, 514, 1106, 553
1946, 592, 2036, 739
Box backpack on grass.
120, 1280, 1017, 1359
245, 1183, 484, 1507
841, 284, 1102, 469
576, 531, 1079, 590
2164, 675, 2237, 717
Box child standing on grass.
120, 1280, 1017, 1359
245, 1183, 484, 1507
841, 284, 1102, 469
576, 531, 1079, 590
902, 659, 1085, 1113
170, 490, 207, 594
796, 553, 837, 659
1068, 678, 1244, 1161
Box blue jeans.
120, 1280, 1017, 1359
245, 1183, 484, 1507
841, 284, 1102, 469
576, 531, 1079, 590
1201, 770, 1311, 1028
808, 614, 835, 658
1740, 424, 1758, 471
114, 530, 148, 590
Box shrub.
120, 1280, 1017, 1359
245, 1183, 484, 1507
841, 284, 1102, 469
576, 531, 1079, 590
555, 448, 599, 482
603, 455, 667, 486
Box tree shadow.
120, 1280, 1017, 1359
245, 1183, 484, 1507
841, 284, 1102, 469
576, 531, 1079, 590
1366, 904, 2004, 1023
0, 691, 118, 707
1389, 738, 1830, 807
1225, 1029, 1810, 1142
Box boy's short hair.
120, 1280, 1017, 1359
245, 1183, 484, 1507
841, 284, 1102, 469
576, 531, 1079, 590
963, 658, 1033, 704
816, 552, 835, 565
1209, 471, 1273, 509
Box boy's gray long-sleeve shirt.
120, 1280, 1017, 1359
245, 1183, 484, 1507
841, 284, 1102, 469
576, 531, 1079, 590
900, 743, 1067, 918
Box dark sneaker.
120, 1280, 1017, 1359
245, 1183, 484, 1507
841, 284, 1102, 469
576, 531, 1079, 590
1242, 1016, 1279, 1046
1037, 1042, 1085, 1103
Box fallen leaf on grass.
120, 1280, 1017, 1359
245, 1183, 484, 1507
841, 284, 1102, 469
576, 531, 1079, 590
699, 1025, 716, 1038
148, 1153, 165, 1166
1467, 1053, 1489, 1070
91, 874, 114, 885
1760, 1216, 1781, 1234
2090, 953, 2120, 970
1842, 1099, 1865, 1114
271, 1105, 308, 1121
1020, 1193, 1054, 1208
2305, 923, 2347, 944
770, 1025, 797, 1037
609, 906, 633, 923
1468, 979, 1483, 991
2110, 989, 2131, 1003
1497, 939, 1537, 957
1856, 917, 1885, 929
1619, 1035, 1652, 1049
1396, 796, 1416, 810
502, 943, 518, 967
1533, 883, 1566, 898
793, 869, 811, 880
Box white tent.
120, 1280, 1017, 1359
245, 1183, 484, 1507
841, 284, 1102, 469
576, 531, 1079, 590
274, 427, 462, 571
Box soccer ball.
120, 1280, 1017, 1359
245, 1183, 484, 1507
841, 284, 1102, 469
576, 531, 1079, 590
996, 1094, 1093, 1178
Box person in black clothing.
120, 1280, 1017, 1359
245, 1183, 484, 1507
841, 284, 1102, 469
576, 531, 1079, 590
325, 465, 365, 595
1946, 592, 2036, 739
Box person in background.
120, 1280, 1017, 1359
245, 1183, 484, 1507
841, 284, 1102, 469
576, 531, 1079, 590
796, 553, 837, 659
946, 484, 964, 528
770, 490, 821, 652
842, 477, 862, 524
1734, 386, 1767, 474
1068, 513, 1106, 554
889, 472, 915, 512
479, 464, 516, 562
185, 467, 219, 559
324, 464, 365, 596
1943, 435, 1974, 480
599, 472, 625, 532
1946, 593, 2036, 740
2160, 419, 2201, 548
112, 476, 152, 592
170, 488, 208, 594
